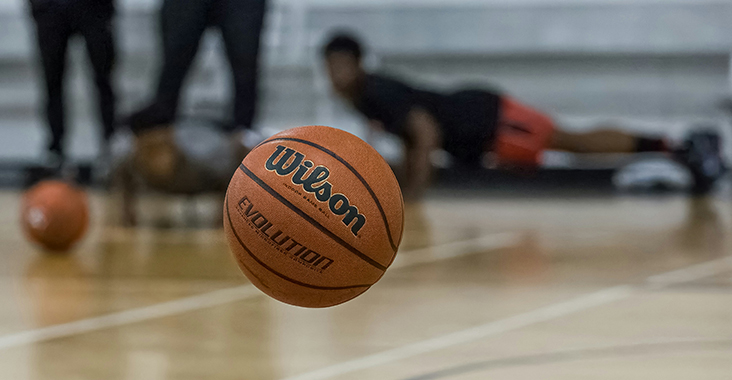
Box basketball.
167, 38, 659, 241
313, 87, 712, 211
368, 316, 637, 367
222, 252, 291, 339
224, 125, 404, 308
21, 180, 89, 252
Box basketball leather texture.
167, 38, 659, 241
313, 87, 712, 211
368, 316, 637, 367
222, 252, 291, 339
224, 125, 404, 308
21, 180, 89, 252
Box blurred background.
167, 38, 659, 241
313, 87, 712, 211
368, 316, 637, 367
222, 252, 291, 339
1, 0, 731, 170
1, 1, 732, 379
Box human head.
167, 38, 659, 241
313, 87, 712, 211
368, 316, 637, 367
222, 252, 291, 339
322, 33, 364, 96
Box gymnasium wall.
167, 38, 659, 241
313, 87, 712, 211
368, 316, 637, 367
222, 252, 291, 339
0, 0, 729, 161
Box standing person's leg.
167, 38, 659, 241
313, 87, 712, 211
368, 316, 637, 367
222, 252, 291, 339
78, 4, 116, 151
128, 0, 212, 131
32, 6, 72, 159
152, 0, 211, 118
216, 0, 266, 132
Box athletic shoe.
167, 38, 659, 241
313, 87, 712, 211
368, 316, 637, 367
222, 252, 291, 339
126, 103, 175, 134
675, 129, 726, 195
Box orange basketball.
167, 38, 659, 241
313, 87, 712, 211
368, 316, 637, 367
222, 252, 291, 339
21, 180, 89, 252
224, 126, 404, 308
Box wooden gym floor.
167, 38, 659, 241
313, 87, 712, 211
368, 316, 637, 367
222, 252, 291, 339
0, 190, 730, 379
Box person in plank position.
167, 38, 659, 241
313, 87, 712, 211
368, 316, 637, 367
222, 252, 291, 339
321, 33, 725, 199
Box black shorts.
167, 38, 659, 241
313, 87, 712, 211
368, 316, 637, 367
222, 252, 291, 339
435, 90, 502, 166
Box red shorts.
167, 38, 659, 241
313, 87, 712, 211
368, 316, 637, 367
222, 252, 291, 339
492, 97, 555, 167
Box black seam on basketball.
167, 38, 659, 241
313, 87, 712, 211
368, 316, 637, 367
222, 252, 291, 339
238, 164, 388, 271
225, 194, 373, 291
256, 137, 399, 252
224, 191, 282, 291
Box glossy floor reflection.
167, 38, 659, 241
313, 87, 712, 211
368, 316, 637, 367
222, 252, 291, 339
0, 191, 730, 379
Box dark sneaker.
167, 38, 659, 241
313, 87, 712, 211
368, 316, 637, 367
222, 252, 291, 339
26, 150, 66, 187
43, 149, 65, 175
126, 103, 175, 134
676, 129, 726, 195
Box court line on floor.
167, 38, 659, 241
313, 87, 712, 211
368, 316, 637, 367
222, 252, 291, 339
0, 232, 519, 351
0, 285, 262, 350
401, 337, 732, 380
281, 255, 732, 380
391, 232, 518, 269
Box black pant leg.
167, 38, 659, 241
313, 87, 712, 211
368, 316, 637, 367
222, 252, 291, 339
78, 7, 116, 143
153, 0, 212, 115
32, 9, 72, 155
216, 0, 266, 131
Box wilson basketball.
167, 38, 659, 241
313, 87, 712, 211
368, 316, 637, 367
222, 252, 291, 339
21, 180, 89, 252
224, 125, 404, 308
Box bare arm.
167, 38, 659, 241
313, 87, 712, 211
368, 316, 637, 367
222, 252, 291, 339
402, 108, 441, 201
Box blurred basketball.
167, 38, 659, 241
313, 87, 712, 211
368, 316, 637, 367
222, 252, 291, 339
21, 180, 89, 252
224, 125, 404, 308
